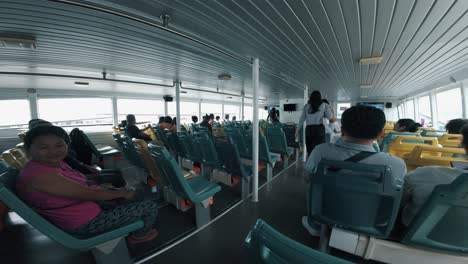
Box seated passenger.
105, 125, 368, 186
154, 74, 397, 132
125, 114, 152, 142
445, 118, 468, 134
199, 115, 213, 134
215, 116, 221, 123
400, 124, 468, 227
224, 114, 229, 122
17, 125, 158, 243
159, 116, 173, 130
393, 118, 421, 133
303, 105, 407, 236
157, 116, 165, 125
232, 116, 236, 122
208, 114, 215, 126
171, 117, 178, 133
118, 120, 127, 130
191, 115, 198, 124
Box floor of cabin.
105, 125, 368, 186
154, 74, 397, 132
0, 157, 379, 264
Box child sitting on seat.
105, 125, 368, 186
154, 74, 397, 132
17, 125, 158, 243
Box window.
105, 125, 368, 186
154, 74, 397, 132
398, 104, 404, 119
201, 103, 222, 120
436, 88, 463, 129
336, 103, 351, 119
418, 96, 431, 126
404, 100, 415, 120
117, 99, 164, 125
259, 108, 268, 120
0, 99, 31, 138
38, 98, 113, 133
224, 104, 240, 120
244, 106, 253, 121
168, 101, 199, 124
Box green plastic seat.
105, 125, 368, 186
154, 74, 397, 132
309, 159, 402, 239
381, 132, 422, 152
0, 169, 142, 264
167, 132, 187, 158
421, 129, 445, 138
402, 173, 468, 253
119, 135, 146, 169
214, 135, 252, 198
245, 219, 352, 264
153, 126, 173, 151
283, 124, 299, 148
179, 134, 203, 163
266, 126, 294, 156
193, 132, 221, 168
76, 129, 120, 160
148, 144, 221, 228
225, 127, 251, 159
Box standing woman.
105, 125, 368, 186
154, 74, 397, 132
296, 90, 333, 156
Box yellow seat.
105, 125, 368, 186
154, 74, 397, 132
404, 145, 467, 172
387, 136, 441, 159
439, 134, 462, 148
142, 126, 157, 140
1, 148, 29, 170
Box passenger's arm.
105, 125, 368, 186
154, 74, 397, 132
324, 104, 333, 120
296, 105, 307, 137
29, 173, 134, 201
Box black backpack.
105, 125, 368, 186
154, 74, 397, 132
69, 128, 94, 165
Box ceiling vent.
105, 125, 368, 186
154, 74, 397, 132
0, 37, 37, 50
74, 81, 89, 86
359, 56, 383, 65
360, 84, 372, 88
218, 73, 232, 81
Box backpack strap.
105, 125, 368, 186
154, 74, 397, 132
328, 151, 377, 172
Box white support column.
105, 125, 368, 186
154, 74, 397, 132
413, 97, 419, 123
252, 58, 260, 202
221, 103, 225, 120
164, 101, 168, 116
175, 81, 181, 132
241, 90, 245, 121
430, 91, 438, 128
28, 93, 39, 119
303, 85, 309, 162
112, 96, 118, 127
461, 81, 468, 119
198, 100, 202, 120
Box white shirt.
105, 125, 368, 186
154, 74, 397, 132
298, 103, 332, 130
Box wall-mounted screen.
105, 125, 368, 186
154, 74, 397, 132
283, 103, 297, 111
356, 102, 385, 110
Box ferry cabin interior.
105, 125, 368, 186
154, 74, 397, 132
1, 0, 468, 263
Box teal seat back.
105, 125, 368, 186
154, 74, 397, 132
214, 135, 250, 178
381, 132, 421, 152
245, 130, 274, 165
266, 126, 289, 155
421, 129, 445, 138
77, 129, 100, 157
225, 128, 251, 159
148, 144, 193, 200
402, 173, 468, 253
112, 133, 125, 150
190, 124, 199, 134
283, 124, 299, 148
154, 127, 173, 151
167, 132, 186, 158
193, 132, 220, 168
310, 159, 402, 239
245, 219, 352, 264
121, 136, 145, 168
179, 134, 202, 163
0, 169, 142, 250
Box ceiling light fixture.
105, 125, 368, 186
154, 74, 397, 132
218, 73, 232, 81
359, 56, 383, 65
0, 36, 37, 50
226, 96, 232, 99
180, 91, 188, 94
360, 84, 372, 89
360, 95, 368, 98
74, 81, 89, 86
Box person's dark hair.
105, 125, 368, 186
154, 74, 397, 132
308, 90, 323, 113
209, 114, 215, 120
28, 119, 52, 130
232, 116, 236, 121
164, 116, 173, 124
341, 105, 386, 139
126, 114, 136, 123
24, 125, 69, 150
192, 116, 198, 123
445, 118, 468, 134
322, 99, 330, 105
215, 116, 220, 121
158, 116, 165, 124
120, 120, 127, 128
225, 114, 229, 120
396, 118, 421, 133
461, 124, 468, 147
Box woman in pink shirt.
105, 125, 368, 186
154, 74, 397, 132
17, 125, 158, 244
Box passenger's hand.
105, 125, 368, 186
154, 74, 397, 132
122, 190, 136, 200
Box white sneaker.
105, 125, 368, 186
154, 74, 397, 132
302, 216, 321, 237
